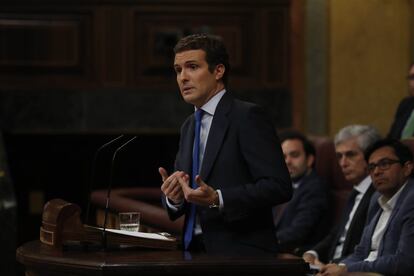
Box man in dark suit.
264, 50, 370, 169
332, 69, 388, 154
303, 125, 381, 265
159, 34, 292, 256
275, 130, 330, 254
320, 139, 414, 276
388, 63, 414, 139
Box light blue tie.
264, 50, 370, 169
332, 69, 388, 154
184, 109, 203, 250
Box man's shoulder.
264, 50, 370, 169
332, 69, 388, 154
301, 174, 329, 199
396, 96, 414, 111
398, 179, 414, 207
301, 170, 325, 186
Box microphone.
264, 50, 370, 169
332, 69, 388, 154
101, 135, 137, 249
84, 135, 125, 226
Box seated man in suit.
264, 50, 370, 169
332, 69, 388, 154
303, 125, 381, 265
388, 63, 414, 139
275, 130, 330, 254
320, 139, 414, 276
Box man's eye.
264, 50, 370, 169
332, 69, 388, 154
345, 151, 357, 158
290, 152, 300, 158
189, 64, 198, 69
174, 68, 181, 74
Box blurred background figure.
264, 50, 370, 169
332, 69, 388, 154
321, 139, 414, 276
0, 131, 17, 275
303, 125, 381, 265
388, 63, 414, 139
275, 130, 330, 255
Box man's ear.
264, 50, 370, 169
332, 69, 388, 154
306, 154, 315, 169
215, 64, 225, 80
403, 161, 414, 177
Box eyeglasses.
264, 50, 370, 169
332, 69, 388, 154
367, 158, 400, 173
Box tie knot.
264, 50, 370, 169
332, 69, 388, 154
195, 109, 204, 122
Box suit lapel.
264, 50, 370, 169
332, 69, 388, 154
378, 181, 413, 254
199, 93, 232, 182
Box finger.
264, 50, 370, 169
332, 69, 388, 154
159, 167, 168, 182
177, 174, 191, 193
194, 175, 207, 188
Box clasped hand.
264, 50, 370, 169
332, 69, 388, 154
159, 167, 218, 207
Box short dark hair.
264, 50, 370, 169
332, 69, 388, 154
365, 138, 413, 165
174, 33, 230, 86
279, 129, 316, 158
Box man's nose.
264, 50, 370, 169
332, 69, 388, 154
339, 156, 348, 167
284, 156, 291, 165
371, 165, 382, 176
178, 69, 188, 82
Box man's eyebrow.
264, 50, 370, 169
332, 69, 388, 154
184, 60, 198, 64
174, 60, 198, 67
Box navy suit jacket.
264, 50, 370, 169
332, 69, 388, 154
275, 170, 330, 254
312, 184, 376, 263
165, 92, 292, 255
343, 179, 414, 275
388, 96, 414, 139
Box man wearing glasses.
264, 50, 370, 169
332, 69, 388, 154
388, 63, 414, 139
303, 125, 381, 266
319, 139, 414, 276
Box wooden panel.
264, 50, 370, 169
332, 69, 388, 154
0, 18, 78, 68
0, 0, 294, 132
101, 7, 127, 86
264, 8, 289, 87
0, 12, 94, 86
130, 7, 258, 88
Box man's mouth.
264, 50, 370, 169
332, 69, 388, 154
374, 178, 387, 185
182, 86, 193, 93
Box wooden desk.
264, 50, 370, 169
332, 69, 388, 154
17, 240, 310, 276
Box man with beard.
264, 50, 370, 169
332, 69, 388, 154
274, 130, 330, 255
319, 139, 414, 276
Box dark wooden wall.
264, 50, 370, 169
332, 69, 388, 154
0, 0, 292, 132
0, 0, 293, 255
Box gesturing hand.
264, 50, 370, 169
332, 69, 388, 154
177, 174, 219, 207
159, 167, 185, 204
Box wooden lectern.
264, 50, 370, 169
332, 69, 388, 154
39, 198, 178, 250
16, 199, 310, 276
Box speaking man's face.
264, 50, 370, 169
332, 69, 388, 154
174, 49, 224, 108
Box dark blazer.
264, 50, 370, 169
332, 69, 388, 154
312, 183, 376, 263
275, 170, 330, 254
166, 92, 292, 256
343, 179, 414, 276
388, 96, 414, 139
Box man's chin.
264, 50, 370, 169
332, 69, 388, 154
182, 95, 195, 105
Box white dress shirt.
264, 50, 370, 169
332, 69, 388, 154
166, 89, 226, 211
364, 181, 407, 262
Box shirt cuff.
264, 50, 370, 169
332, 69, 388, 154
165, 197, 184, 212
304, 250, 319, 260
216, 189, 224, 210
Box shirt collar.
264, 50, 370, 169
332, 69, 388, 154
378, 181, 407, 211
195, 89, 226, 116
354, 175, 372, 195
